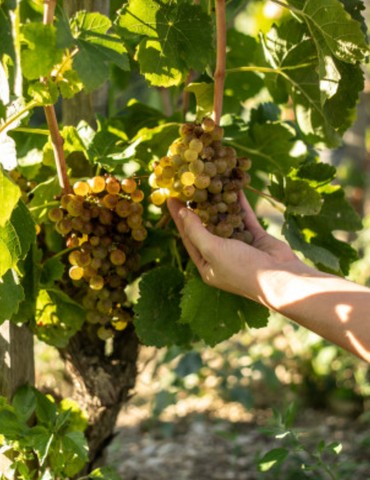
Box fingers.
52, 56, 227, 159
238, 191, 267, 241
167, 198, 214, 267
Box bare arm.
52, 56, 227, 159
167, 195, 370, 363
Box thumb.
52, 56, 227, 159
179, 208, 217, 259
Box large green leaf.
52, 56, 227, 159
261, 21, 339, 146
117, 0, 213, 86
180, 271, 269, 347
71, 12, 129, 91
229, 121, 305, 175
20, 23, 63, 80
0, 200, 35, 277
288, 0, 368, 64
33, 288, 85, 348
0, 166, 21, 227
0, 269, 24, 324
134, 266, 193, 347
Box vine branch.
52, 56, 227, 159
42, 0, 71, 193
213, 0, 227, 125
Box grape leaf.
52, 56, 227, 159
0, 269, 24, 325
261, 21, 339, 146
180, 271, 269, 347
284, 177, 322, 215
12, 245, 42, 325
300, 187, 362, 233
0, 166, 20, 227
33, 288, 85, 348
71, 12, 129, 91
20, 23, 63, 80
40, 256, 65, 288
288, 0, 368, 64
229, 121, 305, 175
117, 0, 213, 87
28, 176, 61, 224
123, 123, 180, 165
0, 200, 35, 278
134, 266, 193, 347
185, 82, 214, 122
283, 215, 340, 272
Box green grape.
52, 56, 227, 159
69, 265, 84, 281
184, 149, 198, 162
194, 174, 211, 190
131, 189, 144, 203
132, 226, 148, 242
121, 178, 137, 194
88, 175, 106, 193
106, 176, 121, 194
189, 159, 205, 175
73, 181, 90, 196
109, 249, 126, 266
116, 199, 131, 218
48, 207, 64, 222
89, 275, 105, 291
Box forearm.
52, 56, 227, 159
258, 261, 370, 362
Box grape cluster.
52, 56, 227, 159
149, 118, 253, 243
48, 175, 147, 340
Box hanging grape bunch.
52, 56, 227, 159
150, 117, 253, 243
48, 175, 147, 340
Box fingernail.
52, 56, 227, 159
179, 208, 188, 220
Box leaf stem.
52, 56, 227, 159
213, 0, 227, 125
29, 201, 60, 212
14, 127, 50, 135
0, 100, 39, 134
42, 0, 71, 193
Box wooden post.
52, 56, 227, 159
0, 322, 34, 472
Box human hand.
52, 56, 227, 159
167, 193, 299, 306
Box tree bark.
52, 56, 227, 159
60, 324, 139, 470
0, 322, 35, 473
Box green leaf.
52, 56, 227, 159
27, 79, 59, 105
0, 166, 21, 227
33, 288, 85, 348
136, 38, 183, 87
0, 269, 24, 324
261, 21, 339, 146
180, 271, 269, 347
12, 245, 42, 325
60, 431, 89, 475
29, 425, 54, 466
89, 467, 121, 480
0, 408, 26, 439
71, 12, 129, 91
0, 201, 36, 278
230, 121, 305, 175
185, 82, 214, 122
34, 389, 57, 426
40, 256, 65, 288
118, 0, 213, 87
300, 187, 362, 233
285, 177, 322, 215
134, 266, 193, 347
258, 447, 289, 472
20, 23, 63, 80
12, 385, 36, 422
289, 0, 368, 64
59, 398, 88, 432
283, 215, 340, 272
28, 176, 61, 224
123, 123, 180, 165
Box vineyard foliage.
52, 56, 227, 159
0, 0, 368, 349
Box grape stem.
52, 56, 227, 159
213, 0, 227, 125
42, 0, 72, 193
